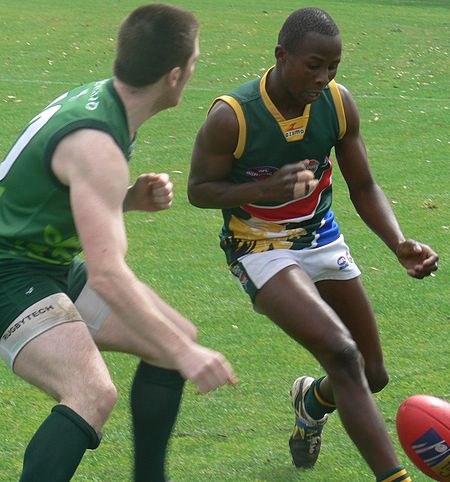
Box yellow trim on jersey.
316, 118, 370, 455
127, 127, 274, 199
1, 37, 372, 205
328, 79, 346, 140
260, 67, 311, 142
209, 95, 246, 159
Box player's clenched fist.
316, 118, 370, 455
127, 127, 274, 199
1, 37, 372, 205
177, 344, 238, 393
264, 160, 318, 202
395, 239, 439, 279
125, 172, 174, 212
293, 169, 319, 199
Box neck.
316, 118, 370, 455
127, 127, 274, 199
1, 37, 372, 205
113, 78, 169, 137
265, 67, 307, 119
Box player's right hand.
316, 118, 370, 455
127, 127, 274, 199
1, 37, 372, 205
264, 160, 318, 201
176, 344, 238, 393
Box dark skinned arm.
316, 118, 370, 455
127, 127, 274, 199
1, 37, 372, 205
335, 84, 438, 279
188, 100, 316, 209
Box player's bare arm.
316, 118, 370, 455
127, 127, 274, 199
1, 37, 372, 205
188, 101, 316, 208
335, 84, 438, 278
52, 129, 236, 391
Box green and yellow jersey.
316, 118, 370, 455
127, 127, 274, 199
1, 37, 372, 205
0, 79, 133, 266
211, 68, 347, 266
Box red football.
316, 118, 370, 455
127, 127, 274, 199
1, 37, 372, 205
396, 395, 450, 481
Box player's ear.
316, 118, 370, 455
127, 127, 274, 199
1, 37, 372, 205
167, 66, 181, 88
275, 45, 287, 64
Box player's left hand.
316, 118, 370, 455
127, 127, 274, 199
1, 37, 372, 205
395, 239, 439, 279
125, 172, 173, 212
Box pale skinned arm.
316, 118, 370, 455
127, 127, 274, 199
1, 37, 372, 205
335, 85, 438, 279
188, 100, 317, 208
52, 129, 237, 392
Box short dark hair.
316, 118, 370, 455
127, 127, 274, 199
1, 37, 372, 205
113, 3, 199, 87
278, 7, 339, 53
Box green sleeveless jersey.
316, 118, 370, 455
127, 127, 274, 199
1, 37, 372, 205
0, 79, 132, 265
212, 68, 347, 265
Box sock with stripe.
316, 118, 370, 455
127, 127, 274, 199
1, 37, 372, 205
20, 404, 101, 481
376, 465, 411, 481
304, 376, 336, 420
131, 361, 185, 482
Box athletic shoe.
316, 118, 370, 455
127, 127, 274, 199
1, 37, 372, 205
289, 376, 328, 468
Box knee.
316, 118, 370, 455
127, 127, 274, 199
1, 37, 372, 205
326, 340, 365, 381
90, 379, 118, 421
366, 367, 389, 393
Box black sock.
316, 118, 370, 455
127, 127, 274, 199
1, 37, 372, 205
20, 405, 101, 482
131, 362, 185, 482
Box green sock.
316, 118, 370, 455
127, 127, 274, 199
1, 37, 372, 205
20, 405, 100, 482
304, 376, 336, 421
376, 465, 410, 481
131, 362, 185, 482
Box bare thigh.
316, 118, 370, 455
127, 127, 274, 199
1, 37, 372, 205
254, 265, 354, 371
93, 281, 197, 367
316, 277, 387, 390
13, 321, 114, 430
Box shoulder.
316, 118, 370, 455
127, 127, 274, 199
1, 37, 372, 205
334, 82, 361, 135
206, 97, 240, 133
335, 83, 358, 112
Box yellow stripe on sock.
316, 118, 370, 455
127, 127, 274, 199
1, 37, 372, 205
382, 468, 408, 482
313, 386, 336, 408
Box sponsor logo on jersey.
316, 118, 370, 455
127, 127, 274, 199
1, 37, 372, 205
246, 166, 277, 180
285, 122, 306, 138
304, 159, 320, 173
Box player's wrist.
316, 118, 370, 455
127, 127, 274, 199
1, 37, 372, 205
392, 238, 407, 257
123, 185, 136, 212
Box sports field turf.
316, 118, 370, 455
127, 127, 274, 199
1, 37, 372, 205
0, 1, 448, 480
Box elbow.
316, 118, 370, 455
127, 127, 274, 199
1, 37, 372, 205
88, 271, 114, 300
349, 179, 379, 203
187, 192, 202, 208
187, 183, 205, 208
87, 262, 129, 302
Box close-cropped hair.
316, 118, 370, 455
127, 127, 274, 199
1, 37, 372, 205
113, 3, 199, 87
278, 7, 339, 53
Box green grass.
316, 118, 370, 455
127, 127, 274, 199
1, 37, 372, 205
0, 1, 448, 481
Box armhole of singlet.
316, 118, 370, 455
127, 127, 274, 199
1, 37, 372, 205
208, 95, 246, 159
328, 80, 347, 140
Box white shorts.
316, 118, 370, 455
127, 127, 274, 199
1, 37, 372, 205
0, 284, 110, 370
231, 235, 361, 302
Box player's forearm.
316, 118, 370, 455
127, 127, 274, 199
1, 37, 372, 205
89, 265, 193, 362
188, 179, 266, 209
350, 183, 405, 253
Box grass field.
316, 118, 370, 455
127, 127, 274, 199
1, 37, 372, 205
0, 0, 448, 480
